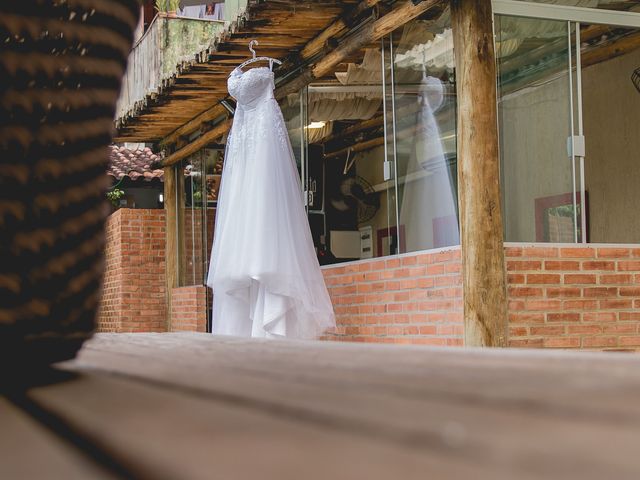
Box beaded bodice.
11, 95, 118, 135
228, 67, 275, 110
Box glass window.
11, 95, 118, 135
579, 24, 640, 242
283, 10, 460, 266
390, 17, 459, 253
308, 47, 392, 265
497, 11, 640, 244
511, 0, 640, 11
181, 148, 222, 287
182, 154, 206, 286
496, 16, 579, 242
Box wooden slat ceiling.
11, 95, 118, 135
114, 0, 360, 143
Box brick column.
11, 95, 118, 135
170, 286, 208, 332
97, 209, 167, 332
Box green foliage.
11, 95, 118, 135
106, 188, 125, 207
155, 0, 180, 12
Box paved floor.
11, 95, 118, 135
3, 333, 640, 479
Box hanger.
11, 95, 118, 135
343, 147, 356, 175
237, 40, 282, 71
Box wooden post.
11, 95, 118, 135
451, 0, 508, 347
164, 165, 185, 330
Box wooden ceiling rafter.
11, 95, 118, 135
154, 0, 448, 163
115, 0, 358, 143
159, 103, 229, 149
161, 118, 233, 168
274, 0, 446, 99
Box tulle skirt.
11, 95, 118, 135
207, 98, 335, 339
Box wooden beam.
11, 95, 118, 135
275, 0, 443, 100
582, 30, 640, 69
451, 0, 508, 347
323, 119, 424, 159
321, 115, 384, 145
321, 102, 422, 145
299, 0, 381, 61
160, 119, 232, 167
164, 165, 184, 331
324, 135, 384, 159
159, 104, 227, 149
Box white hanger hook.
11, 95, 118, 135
248, 39, 258, 58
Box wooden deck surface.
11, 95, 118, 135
3, 333, 640, 479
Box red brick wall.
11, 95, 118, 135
322, 247, 463, 345
506, 244, 640, 351
170, 286, 207, 332
97, 209, 167, 332
98, 208, 640, 348
321, 244, 640, 351
99, 209, 123, 332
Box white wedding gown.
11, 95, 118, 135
206, 66, 335, 339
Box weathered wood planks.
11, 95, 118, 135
6, 333, 640, 478
0, 397, 116, 479
6, 333, 636, 479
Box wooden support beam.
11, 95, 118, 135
159, 103, 228, 148
451, 0, 508, 347
160, 119, 233, 168
324, 135, 384, 159
323, 119, 422, 159
275, 0, 442, 100
322, 102, 421, 146
299, 0, 381, 61
582, 30, 640, 69
164, 165, 184, 331
321, 115, 384, 145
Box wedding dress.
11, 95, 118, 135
206, 66, 336, 339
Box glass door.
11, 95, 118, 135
576, 22, 640, 243
496, 15, 580, 243
388, 19, 459, 253
494, 1, 640, 244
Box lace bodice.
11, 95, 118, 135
228, 67, 275, 110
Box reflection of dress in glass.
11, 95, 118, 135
206, 67, 335, 338
399, 75, 459, 251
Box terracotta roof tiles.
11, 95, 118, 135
107, 145, 164, 181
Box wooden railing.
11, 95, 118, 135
115, 14, 225, 124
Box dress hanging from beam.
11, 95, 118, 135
207, 66, 335, 339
